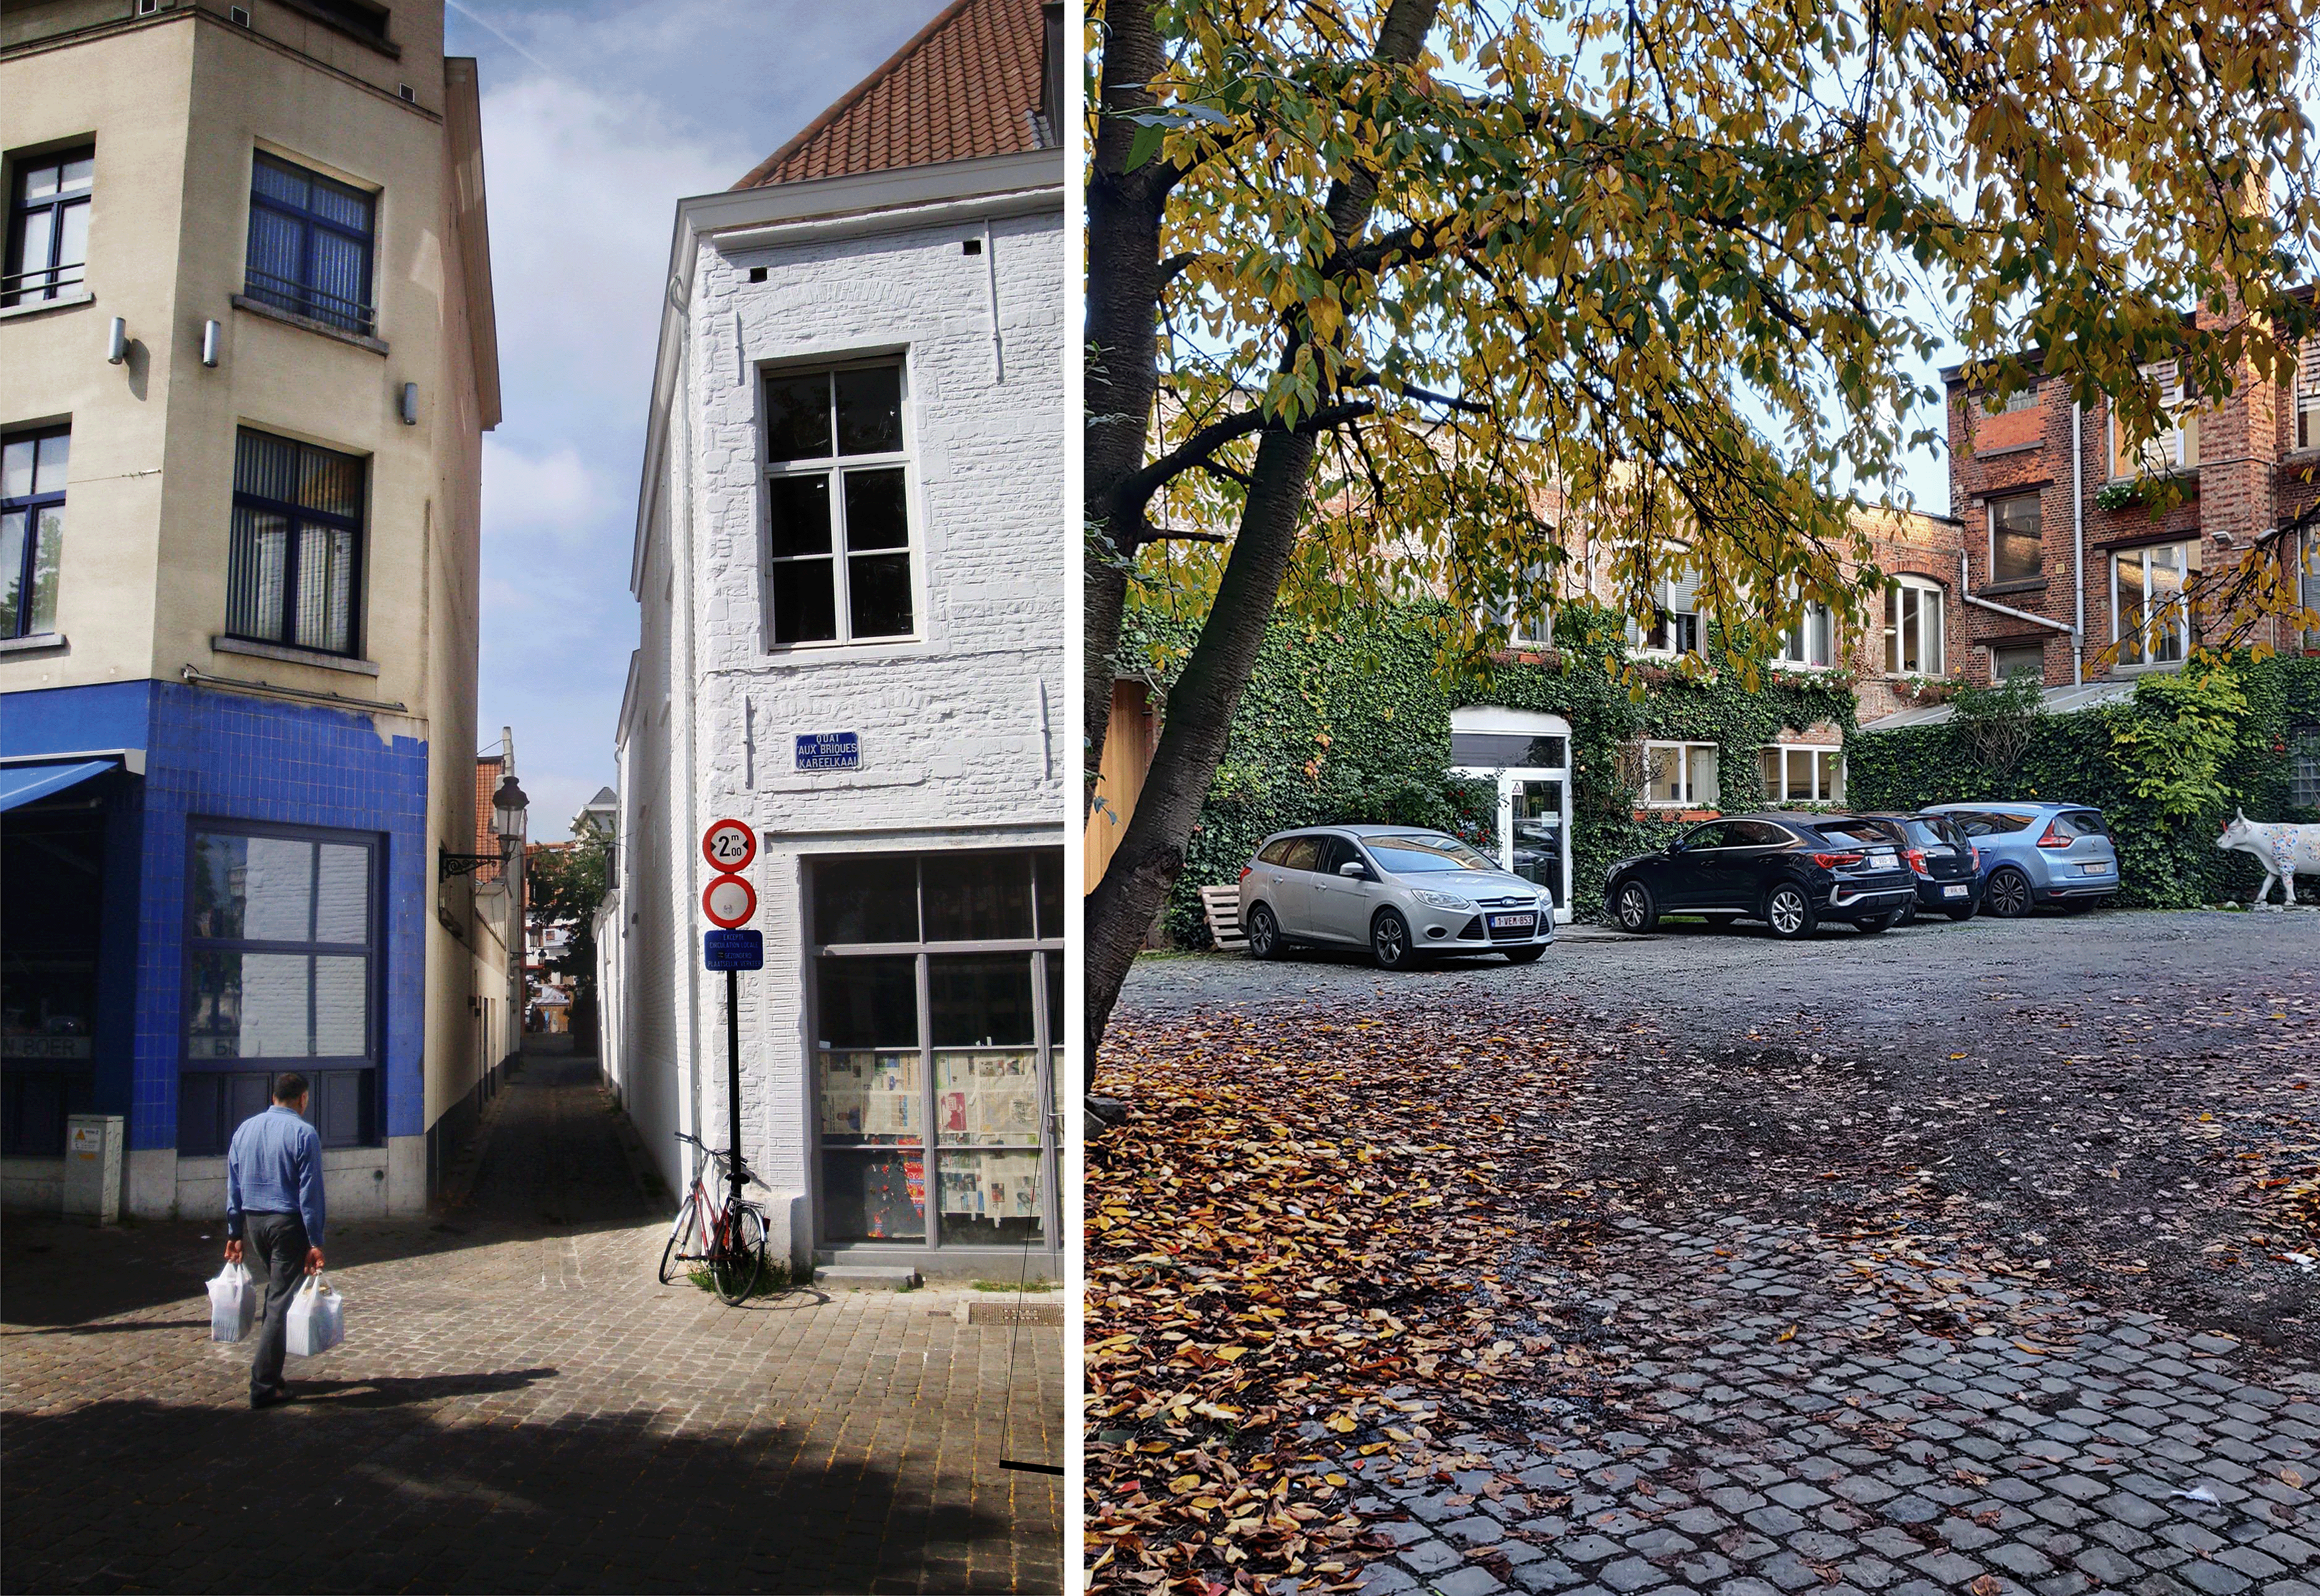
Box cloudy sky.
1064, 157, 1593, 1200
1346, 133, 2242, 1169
446, 0, 947, 838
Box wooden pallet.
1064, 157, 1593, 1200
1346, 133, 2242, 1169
1199, 884, 1248, 951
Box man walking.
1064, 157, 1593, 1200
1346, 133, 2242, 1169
223, 1073, 325, 1409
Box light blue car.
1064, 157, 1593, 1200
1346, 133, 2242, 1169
1921, 802, 2119, 917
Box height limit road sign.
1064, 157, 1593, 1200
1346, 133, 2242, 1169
701, 818, 756, 873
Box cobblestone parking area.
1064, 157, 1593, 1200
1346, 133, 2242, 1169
2, 1056, 1062, 1595
1095, 910, 2317, 1596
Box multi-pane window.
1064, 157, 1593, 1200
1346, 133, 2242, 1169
4, 146, 91, 308
1631, 740, 1717, 807
762, 363, 916, 647
1990, 494, 2042, 583
180, 825, 379, 1155
245, 152, 377, 335
1, 427, 68, 639
227, 429, 365, 657
2291, 730, 2320, 811
2297, 336, 2320, 451
811, 848, 1061, 1251
1884, 577, 1944, 675
1760, 744, 1843, 804
1633, 573, 1700, 654
2302, 531, 2320, 652
1774, 602, 1832, 667
2111, 361, 2200, 476
2114, 541, 2200, 667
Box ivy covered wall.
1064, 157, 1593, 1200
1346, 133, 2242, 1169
1130, 603, 1865, 943
1848, 654, 2320, 908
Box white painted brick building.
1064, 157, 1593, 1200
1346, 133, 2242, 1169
603, 0, 1065, 1277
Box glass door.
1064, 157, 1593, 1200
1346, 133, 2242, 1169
1507, 776, 1568, 916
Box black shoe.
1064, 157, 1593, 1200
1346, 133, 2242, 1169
249, 1385, 291, 1409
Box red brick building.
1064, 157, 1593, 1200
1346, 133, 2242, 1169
1943, 317, 2320, 690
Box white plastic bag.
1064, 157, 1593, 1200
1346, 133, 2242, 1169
207, 1260, 255, 1343
284, 1273, 343, 1358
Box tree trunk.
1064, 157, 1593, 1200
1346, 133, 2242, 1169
1084, 424, 1318, 1074
1083, 0, 1169, 807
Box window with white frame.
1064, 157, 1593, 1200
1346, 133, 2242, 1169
1631, 740, 1718, 807
2297, 335, 2320, 451
2302, 530, 2320, 651
1632, 572, 1700, 655
1508, 593, 1554, 649
761, 362, 916, 647
2113, 540, 2201, 666
1773, 601, 1833, 667
2111, 361, 2200, 476
1885, 576, 1944, 674
1759, 744, 1843, 805
2291, 729, 2320, 810
1987, 382, 2038, 414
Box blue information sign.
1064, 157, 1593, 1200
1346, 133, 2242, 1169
795, 730, 860, 771
703, 929, 764, 972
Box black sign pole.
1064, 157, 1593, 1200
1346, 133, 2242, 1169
726, 964, 744, 1217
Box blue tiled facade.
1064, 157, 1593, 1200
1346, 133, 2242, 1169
3, 681, 428, 1151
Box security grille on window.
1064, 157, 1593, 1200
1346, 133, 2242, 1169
811, 848, 1062, 1251
227, 429, 365, 657
1989, 494, 2042, 584
1633, 741, 1717, 807
1, 427, 68, 640
1760, 744, 1843, 804
180, 825, 379, 1155
4, 146, 91, 307
1774, 602, 1832, 667
1884, 577, 1943, 675
2113, 540, 2200, 667
762, 363, 916, 646
245, 152, 377, 335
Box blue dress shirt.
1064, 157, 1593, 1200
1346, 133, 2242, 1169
225, 1105, 325, 1246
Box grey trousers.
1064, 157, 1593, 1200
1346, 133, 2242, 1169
243, 1211, 309, 1395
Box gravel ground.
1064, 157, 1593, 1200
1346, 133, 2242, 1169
1120, 908, 2320, 1363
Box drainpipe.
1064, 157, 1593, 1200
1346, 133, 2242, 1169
2071, 400, 2085, 685
1961, 549, 2076, 636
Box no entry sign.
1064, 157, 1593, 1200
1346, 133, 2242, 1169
702, 873, 757, 929
701, 818, 756, 873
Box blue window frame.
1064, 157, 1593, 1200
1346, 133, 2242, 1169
244, 152, 375, 335
179, 821, 381, 1155
3, 145, 91, 308
1, 426, 68, 639
227, 428, 365, 656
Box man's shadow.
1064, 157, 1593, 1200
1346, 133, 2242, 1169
283, 1367, 558, 1408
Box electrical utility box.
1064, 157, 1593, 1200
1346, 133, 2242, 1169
64, 1114, 123, 1224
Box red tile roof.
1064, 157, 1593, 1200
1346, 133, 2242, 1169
733, 0, 1052, 189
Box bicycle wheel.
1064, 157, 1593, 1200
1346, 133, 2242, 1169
711, 1205, 768, 1304
658, 1194, 700, 1286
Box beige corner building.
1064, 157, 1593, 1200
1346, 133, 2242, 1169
0, 0, 510, 1220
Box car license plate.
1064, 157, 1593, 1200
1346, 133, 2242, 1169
1488, 913, 1535, 931
1942, 884, 1968, 898
2079, 862, 2108, 875
1868, 850, 1896, 867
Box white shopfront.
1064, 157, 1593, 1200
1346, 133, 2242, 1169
1449, 705, 1574, 923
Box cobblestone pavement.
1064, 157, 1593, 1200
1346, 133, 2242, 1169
1107, 911, 2317, 1595
1, 1056, 1062, 1594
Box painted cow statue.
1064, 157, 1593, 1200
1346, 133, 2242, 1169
2217, 810, 2320, 909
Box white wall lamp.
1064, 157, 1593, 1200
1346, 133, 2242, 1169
399, 382, 419, 425
105, 316, 128, 365
201, 319, 221, 368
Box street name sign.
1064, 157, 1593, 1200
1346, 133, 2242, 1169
703, 929, 764, 971
795, 730, 859, 771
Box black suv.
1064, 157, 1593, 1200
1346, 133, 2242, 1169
1849, 812, 1983, 923
1605, 814, 1918, 939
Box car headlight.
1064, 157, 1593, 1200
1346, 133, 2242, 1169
1535, 895, 1554, 913
1411, 889, 1475, 911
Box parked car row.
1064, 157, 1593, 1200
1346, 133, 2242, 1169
1236, 802, 2118, 966
1607, 799, 2118, 939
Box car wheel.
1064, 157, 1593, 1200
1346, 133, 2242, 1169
1612, 880, 1658, 933
1894, 896, 1918, 926
1854, 910, 1899, 934
1246, 903, 1282, 960
1503, 944, 1546, 964
1983, 867, 2032, 919
1943, 904, 1978, 922
1764, 882, 1818, 940
1371, 909, 1419, 970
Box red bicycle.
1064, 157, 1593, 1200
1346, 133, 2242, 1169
658, 1131, 768, 1303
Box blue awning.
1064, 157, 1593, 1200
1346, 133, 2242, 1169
0, 759, 121, 813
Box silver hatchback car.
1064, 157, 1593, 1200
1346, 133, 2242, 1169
1238, 825, 1556, 969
